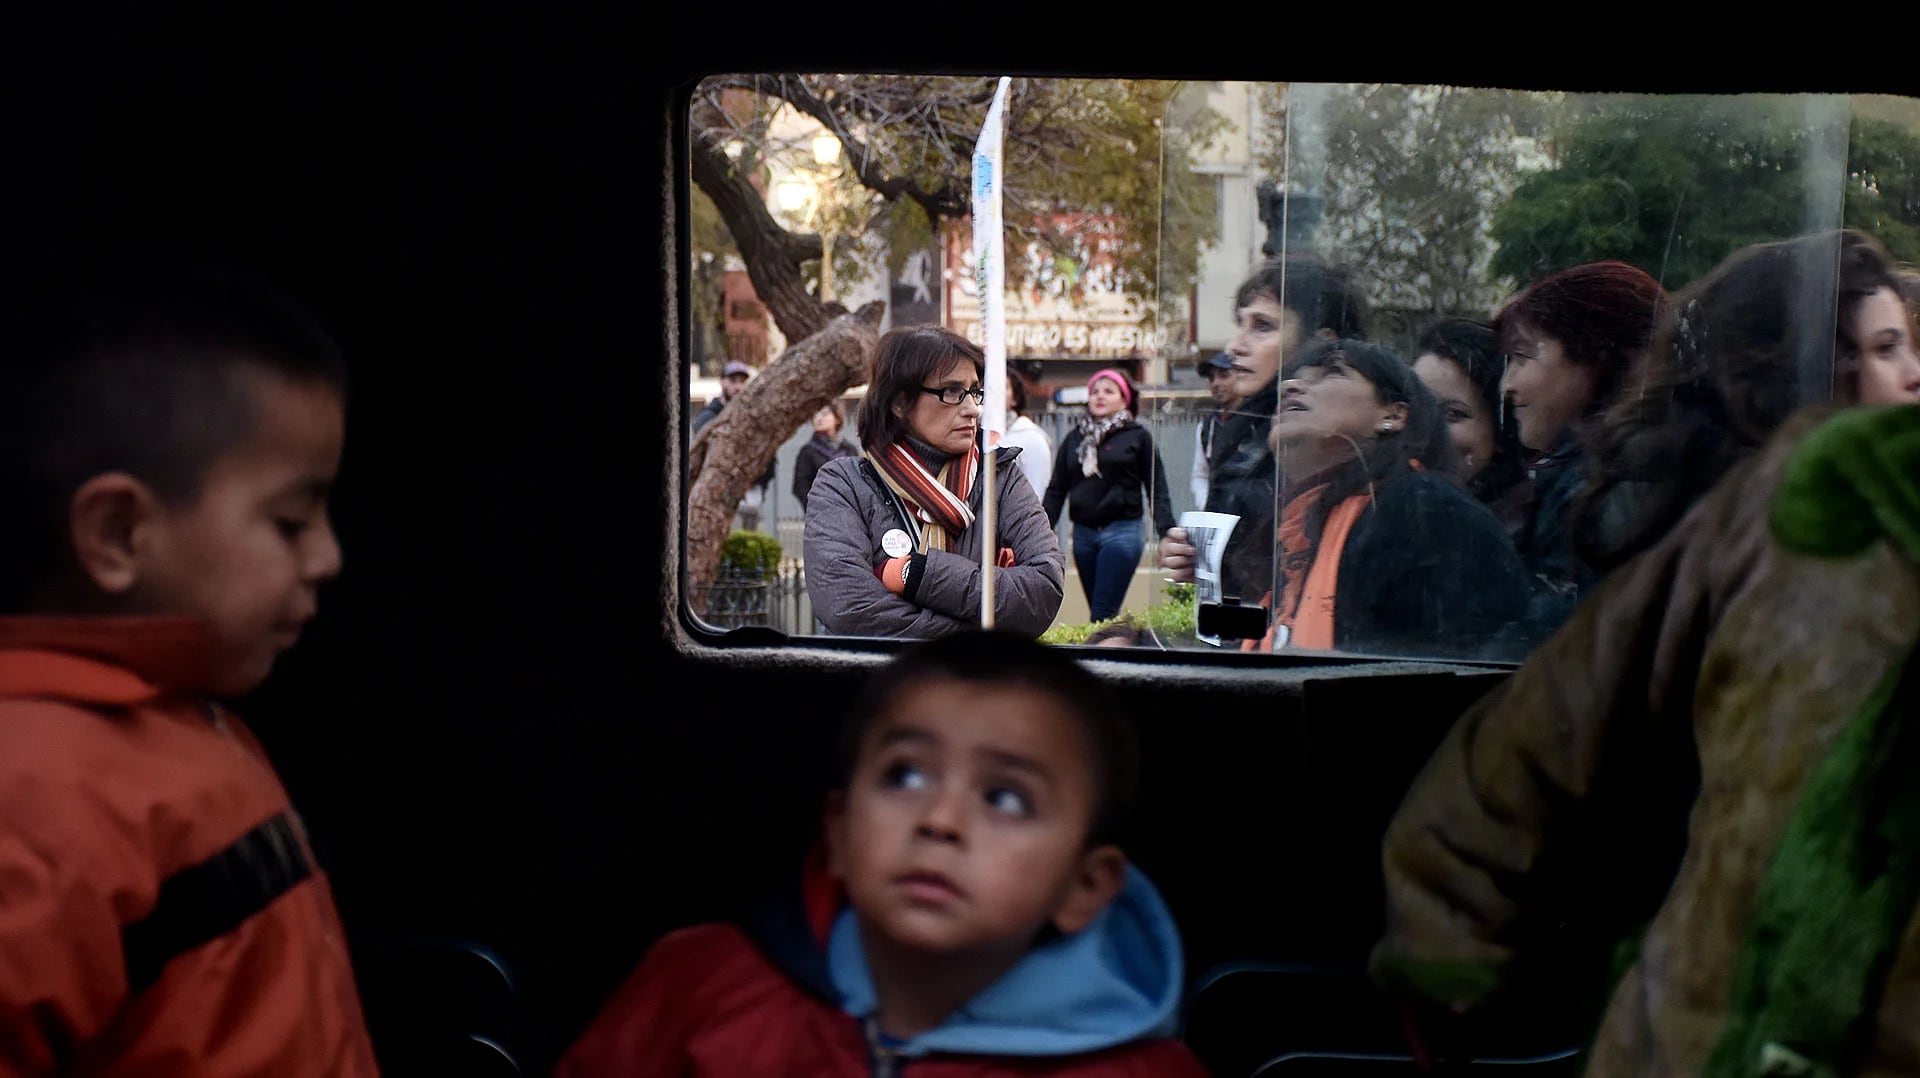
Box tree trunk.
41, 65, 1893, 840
686, 300, 885, 613
690, 100, 830, 345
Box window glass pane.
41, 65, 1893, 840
1165, 84, 1875, 662
685, 76, 1920, 658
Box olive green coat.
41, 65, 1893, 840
1374, 406, 1920, 1076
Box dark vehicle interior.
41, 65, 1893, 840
7, 9, 1912, 1075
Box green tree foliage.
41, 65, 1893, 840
1285, 83, 1553, 319
1843, 117, 1920, 266
1489, 95, 1857, 292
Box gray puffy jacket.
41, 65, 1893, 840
803, 448, 1065, 638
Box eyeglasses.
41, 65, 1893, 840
919, 385, 987, 406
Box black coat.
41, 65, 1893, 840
1041, 421, 1177, 536
1513, 429, 1593, 596
1312, 469, 1535, 661
791, 433, 856, 511
1205, 379, 1280, 602
1498, 427, 1597, 650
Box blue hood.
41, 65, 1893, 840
826, 864, 1184, 1057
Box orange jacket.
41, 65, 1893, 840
0, 616, 378, 1076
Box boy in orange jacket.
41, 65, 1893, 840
0, 254, 378, 1075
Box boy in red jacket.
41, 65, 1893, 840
556, 630, 1207, 1075
0, 254, 378, 1075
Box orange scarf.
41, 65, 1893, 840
1244, 486, 1370, 652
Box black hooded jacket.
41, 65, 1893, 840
1204, 378, 1280, 601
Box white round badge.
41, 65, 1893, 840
881, 529, 914, 558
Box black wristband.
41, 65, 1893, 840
900, 552, 928, 604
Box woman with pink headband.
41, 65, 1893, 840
1041, 368, 1176, 625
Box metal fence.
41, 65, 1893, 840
691, 558, 812, 635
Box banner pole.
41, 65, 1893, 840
971, 76, 1011, 629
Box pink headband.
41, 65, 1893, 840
1088, 368, 1132, 407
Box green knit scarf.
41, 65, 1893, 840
1704, 405, 1920, 1078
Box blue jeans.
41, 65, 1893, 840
1072, 517, 1145, 623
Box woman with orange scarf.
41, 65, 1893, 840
802, 326, 1065, 638
1246, 339, 1532, 660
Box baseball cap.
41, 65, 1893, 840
722, 360, 754, 378
1200, 352, 1233, 372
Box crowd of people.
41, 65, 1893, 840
678, 226, 1920, 663
1146, 231, 1920, 660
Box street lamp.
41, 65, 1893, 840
776, 177, 814, 215
809, 133, 844, 300
769, 130, 843, 302
811, 131, 841, 167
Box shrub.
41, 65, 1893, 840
720, 529, 782, 583
1040, 581, 1196, 646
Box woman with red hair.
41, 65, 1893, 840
1494, 260, 1666, 635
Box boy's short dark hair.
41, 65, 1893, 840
834, 630, 1142, 849
0, 252, 347, 610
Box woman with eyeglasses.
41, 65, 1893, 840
1041, 368, 1176, 624
802, 325, 1065, 638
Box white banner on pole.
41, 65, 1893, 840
973, 76, 1011, 444
971, 76, 1011, 628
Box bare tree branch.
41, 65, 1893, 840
690, 91, 829, 343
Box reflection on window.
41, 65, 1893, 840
683, 77, 1920, 664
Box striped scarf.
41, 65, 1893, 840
865, 441, 979, 553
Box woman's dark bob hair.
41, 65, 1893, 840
1008, 373, 1031, 417
857, 325, 986, 451
1283, 338, 1454, 537
1415, 317, 1527, 506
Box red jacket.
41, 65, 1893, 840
554, 850, 1208, 1076
0, 616, 378, 1076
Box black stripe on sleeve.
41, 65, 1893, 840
121, 812, 315, 991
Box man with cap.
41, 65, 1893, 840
694, 359, 755, 435
694, 359, 777, 531
1191, 351, 1239, 511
